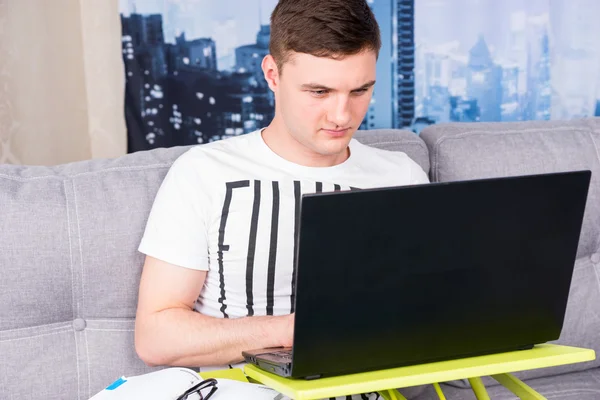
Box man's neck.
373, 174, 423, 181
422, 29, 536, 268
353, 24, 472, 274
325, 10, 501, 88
261, 121, 350, 168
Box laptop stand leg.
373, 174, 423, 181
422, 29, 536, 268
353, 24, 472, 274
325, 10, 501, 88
468, 377, 491, 400
379, 389, 407, 400
491, 373, 546, 399
432, 382, 447, 400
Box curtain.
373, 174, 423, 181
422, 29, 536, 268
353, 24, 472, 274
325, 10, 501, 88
0, 0, 126, 165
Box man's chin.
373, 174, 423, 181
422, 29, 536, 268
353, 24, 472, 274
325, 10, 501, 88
315, 137, 352, 158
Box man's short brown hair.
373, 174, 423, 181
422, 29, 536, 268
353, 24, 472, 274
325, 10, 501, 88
269, 0, 381, 72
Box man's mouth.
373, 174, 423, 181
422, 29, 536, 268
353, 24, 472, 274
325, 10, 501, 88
322, 128, 350, 136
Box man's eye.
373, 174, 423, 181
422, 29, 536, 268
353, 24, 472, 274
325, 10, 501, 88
352, 89, 368, 95
311, 90, 328, 97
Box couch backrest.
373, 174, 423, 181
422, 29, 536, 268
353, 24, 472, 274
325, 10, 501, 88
0, 129, 427, 400
421, 118, 600, 381
3, 119, 599, 398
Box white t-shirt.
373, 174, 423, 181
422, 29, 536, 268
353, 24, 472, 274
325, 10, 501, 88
139, 130, 429, 319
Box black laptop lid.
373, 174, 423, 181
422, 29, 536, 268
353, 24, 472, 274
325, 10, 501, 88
290, 171, 591, 378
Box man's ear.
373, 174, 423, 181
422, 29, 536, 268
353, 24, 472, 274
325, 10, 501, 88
262, 54, 280, 93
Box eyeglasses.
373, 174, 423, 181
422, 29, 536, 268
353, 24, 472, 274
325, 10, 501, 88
176, 378, 218, 400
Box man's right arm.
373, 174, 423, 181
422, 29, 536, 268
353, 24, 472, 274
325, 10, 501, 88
134, 255, 293, 368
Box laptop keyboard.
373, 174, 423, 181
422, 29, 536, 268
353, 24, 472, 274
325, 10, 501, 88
271, 350, 292, 361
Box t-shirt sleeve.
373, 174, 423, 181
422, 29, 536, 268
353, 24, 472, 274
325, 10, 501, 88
410, 160, 430, 185
138, 152, 210, 271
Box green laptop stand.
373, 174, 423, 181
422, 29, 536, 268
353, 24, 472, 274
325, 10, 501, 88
244, 344, 595, 399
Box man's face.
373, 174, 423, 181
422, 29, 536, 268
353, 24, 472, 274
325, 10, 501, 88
272, 51, 377, 158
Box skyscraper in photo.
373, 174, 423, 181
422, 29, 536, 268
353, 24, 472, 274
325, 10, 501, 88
532, 31, 551, 120
235, 25, 270, 87
550, 0, 600, 118
122, 13, 165, 47
170, 34, 218, 72
394, 0, 416, 128
121, 13, 167, 79
466, 35, 502, 122
363, 0, 394, 130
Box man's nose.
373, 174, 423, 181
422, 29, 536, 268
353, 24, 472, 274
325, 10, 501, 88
328, 95, 352, 127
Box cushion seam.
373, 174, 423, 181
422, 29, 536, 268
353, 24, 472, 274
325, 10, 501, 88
0, 329, 72, 343
0, 163, 173, 182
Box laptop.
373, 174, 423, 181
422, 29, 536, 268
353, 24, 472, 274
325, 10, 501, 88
243, 171, 591, 379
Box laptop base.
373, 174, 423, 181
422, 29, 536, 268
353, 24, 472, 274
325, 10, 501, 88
243, 348, 293, 377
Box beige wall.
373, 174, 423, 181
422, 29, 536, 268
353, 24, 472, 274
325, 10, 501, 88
0, 0, 126, 165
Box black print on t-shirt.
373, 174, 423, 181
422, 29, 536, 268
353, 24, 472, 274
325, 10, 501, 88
217, 180, 360, 318
217, 180, 250, 318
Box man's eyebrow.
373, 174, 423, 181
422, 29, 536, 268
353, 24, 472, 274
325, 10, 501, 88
300, 83, 333, 91
354, 80, 376, 90
300, 80, 376, 91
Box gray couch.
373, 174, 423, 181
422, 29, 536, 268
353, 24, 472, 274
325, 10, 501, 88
1, 118, 599, 400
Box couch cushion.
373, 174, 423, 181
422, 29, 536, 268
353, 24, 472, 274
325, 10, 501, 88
356, 129, 430, 174
420, 118, 600, 379
420, 118, 600, 258
0, 129, 426, 398
0, 145, 191, 399
0, 178, 73, 330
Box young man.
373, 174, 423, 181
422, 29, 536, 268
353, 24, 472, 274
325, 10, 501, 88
135, 0, 428, 396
